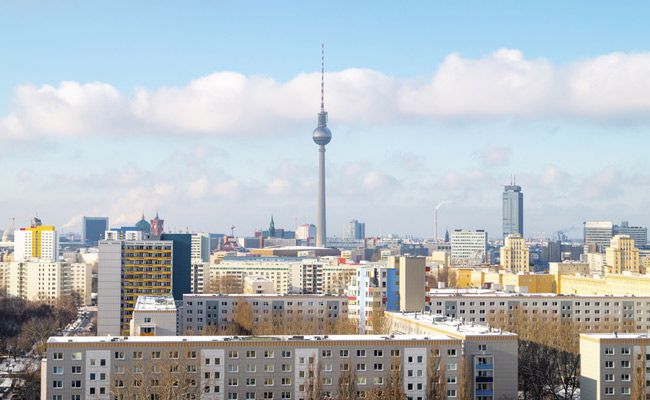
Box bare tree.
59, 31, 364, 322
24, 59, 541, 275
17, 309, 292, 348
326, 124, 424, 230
336, 367, 357, 400
490, 308, 580, 400
208, 274, 243, 294
110, 353, 200, 400
303, 356, 323, 400
370, 309, 389, 334
426, 347, 446, 400
232, 300, 254, 334
631, 346, 647, 400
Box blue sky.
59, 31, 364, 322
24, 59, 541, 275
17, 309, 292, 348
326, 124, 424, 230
2, 1, 650, 239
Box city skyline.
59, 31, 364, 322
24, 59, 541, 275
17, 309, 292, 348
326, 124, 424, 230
2, 2, 650, 238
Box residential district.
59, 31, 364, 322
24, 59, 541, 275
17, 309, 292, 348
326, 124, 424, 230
1, 68, 648, 400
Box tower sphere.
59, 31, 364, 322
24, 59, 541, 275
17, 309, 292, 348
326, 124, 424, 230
312, 125, 332, 145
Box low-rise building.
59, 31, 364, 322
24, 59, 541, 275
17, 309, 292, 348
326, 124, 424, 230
181, 294, 348, 334
243, 276, 276, 294
42, 333, 515, 400
387, 311, 518, 399
580, 333, 650, 399
129, 295, 177, 336
0, 261, 92, 305
424, 288, 650, 332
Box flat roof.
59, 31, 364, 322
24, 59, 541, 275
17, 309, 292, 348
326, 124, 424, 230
427, 288, 650, 299
183, 293, 346, 299
134, 295, 176, 311
388, 311, 517, 337
48, 334, 454, 344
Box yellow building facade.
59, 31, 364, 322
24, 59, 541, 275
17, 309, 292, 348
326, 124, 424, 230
605, 235, 640, 274
500, 234, 530, 273
453, 266, 650, 297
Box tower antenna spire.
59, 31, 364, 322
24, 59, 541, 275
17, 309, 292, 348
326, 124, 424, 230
320, 43, 325, 111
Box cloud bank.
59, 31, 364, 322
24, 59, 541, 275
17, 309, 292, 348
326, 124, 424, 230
3, 49, 650, 139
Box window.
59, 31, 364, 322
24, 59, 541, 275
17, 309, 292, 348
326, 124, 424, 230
114, 351, 125, 359
605, 361, 614, 368
53, 352, 64, 360
447, 389, 457, 397
246, 378, 256, 386
53, 366, 63, 374
447, 349, 457, 357
264, 351, 274, 358
374, 350, 383, 357
246, 351, 256, 359
281, 350, 291, 358
621, 360, 631, 368
621, 374, 631, 381
604, 387, 614, 395
229, 351, 239, 359
264, 378, 274, 386
71, 352, 82, 360
340, 350, 349, 357
71, 381, 81, 388
478, 344, 487, 351
357, 350, 366, 357
71, 366, 81, 374
604, 374, 614, 382
621, 347, 631, 355
228, 378, 238, 387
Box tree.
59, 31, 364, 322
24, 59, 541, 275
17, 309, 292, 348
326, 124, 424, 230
370, 309, 390, 334
336, 367, 357, 400
232, 301, 254, 334
110, 353, 200, 400
489, 309, 580, 400
18, 317, 58, 356
426, 347, 446, 400
208, 274, 242, 294
457, 355, 472, 400
631, 346, 647, 400
303, 356, 323, 400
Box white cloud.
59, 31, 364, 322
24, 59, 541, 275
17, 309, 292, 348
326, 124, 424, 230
478, 147, 512, 167
5, 49, 650, 139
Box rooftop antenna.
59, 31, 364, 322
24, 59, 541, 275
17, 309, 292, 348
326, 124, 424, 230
320, 43, 325, 112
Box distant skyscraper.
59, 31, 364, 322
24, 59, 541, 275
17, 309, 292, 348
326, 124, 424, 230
82, 216, 109, 245
614, 221, 647, 247
344, 220, 366, 240
584, 221, 614, 253
312, 45, 332, 247
502, 182, 524, 239
450, 229, 488, 265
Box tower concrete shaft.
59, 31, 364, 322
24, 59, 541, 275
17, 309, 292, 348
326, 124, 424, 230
316, 145, 327, 247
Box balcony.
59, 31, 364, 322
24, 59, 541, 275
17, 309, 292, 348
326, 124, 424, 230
475, 376, 493, 383
475, 364, 493, 370
475, 389, 494, 396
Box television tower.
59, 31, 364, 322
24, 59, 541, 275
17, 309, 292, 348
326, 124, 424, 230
312, 44, 332, 247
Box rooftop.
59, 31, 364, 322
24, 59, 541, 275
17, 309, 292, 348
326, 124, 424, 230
48, 334, 453, 345
134, 295, 176, 311
183, 293, 346, 299
388, 311, 517, 337
427, 288, 650, 299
